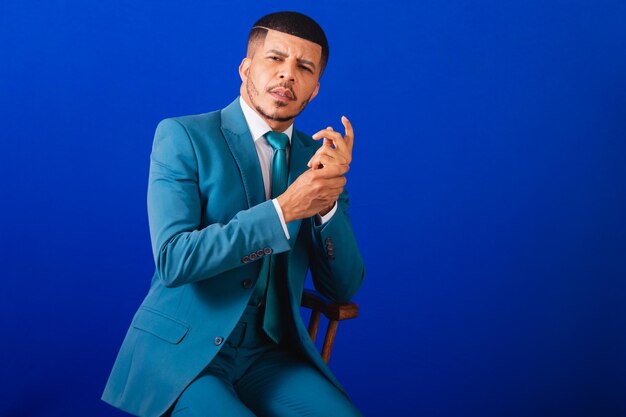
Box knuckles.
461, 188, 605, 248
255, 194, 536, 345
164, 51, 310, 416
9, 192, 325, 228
309, 170, 321, 181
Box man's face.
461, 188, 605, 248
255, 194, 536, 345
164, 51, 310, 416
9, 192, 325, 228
239, 29, 322, 130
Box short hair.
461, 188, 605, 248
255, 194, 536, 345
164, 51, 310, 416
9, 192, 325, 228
247, 11, 329, 76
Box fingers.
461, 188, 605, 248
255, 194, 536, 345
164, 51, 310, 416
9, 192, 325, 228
309, 155, 349, 173
307, 146, 349, 169
288, 170, 345, 219
313, 128, 346, 151
311, 116, 355, 164
315, 182, 345, 200
312, 126, 337, 142
308, 154, 330, 170
310, 163, 348, 179
341, 116, 354, 150
323, 178, 347, 191
323, 126, 334, 148
309, 145, 340, 163
310, 133, 351, 170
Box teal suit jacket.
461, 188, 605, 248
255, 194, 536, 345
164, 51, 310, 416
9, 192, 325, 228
102, 98, 365, 417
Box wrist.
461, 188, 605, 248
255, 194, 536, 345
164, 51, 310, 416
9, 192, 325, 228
276, 195, 294, 223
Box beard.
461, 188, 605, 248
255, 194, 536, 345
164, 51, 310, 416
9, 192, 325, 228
246, 78, 311, 123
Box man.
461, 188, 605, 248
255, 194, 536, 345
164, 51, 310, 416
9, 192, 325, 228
102, 11, 365, 417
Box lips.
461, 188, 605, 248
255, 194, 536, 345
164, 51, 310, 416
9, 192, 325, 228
269, 87, 295, 102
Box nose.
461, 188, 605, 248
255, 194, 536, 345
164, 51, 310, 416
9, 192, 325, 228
277, 60, 296, 82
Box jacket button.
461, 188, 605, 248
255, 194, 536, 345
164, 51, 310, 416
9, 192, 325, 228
250, 252, 257, 260
325, 237, 332, 244
242, 255, 250, 263
328, 249, 334, 256
264, 247, 273, 255
214, 336, 224, 346
256, 249, 265, 257
242, 279, 253, 289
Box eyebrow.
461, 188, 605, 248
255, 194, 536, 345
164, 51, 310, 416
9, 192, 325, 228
266, 49, 317, 70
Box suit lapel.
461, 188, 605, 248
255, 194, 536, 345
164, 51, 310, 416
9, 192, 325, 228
220, 101, 317, 322
220, 98, 317, 247
288, 130, 315, 185
220, 99, 265, 209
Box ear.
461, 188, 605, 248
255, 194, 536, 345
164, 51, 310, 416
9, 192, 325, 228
239, 57, 251, 82
309, 82, 320, 102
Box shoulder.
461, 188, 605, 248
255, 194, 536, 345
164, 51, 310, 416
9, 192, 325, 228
157, 110, 222, 136
152, 109, 226, 152
155, 98, 245, 140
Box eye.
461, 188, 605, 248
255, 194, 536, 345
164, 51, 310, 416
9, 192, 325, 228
268, 56, 281, 61
299, 65, 313, 73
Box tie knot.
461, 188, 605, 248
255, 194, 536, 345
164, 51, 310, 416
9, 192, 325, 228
265, 131, 289, 151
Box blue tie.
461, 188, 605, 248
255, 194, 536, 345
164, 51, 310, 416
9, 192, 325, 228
265, 131, 289, 199
262, 131, 290, 343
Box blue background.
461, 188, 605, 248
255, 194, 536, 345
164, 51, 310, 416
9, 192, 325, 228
1, 1, 625, 416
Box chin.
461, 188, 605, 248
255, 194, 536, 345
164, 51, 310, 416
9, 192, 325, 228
271, 100, 290, 109
267, 104, 292, 116
270, 111, 292, 121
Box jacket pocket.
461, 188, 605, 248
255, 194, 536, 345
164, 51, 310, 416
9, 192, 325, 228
132, 307, 190, 344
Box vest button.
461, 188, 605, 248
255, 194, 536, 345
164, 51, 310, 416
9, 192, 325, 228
214, 336, 224, 346
242, 279, 253, 289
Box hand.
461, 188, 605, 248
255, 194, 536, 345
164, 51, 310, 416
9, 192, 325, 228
306, 116, 354, 215
308, 116, 354, 171
276, 163, 348, 223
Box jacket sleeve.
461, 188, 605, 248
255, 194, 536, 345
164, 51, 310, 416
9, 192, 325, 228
147, 118, 291, 288
309, 189, 365, 303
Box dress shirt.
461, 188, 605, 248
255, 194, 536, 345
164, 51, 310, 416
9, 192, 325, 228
239, 97, 337, 239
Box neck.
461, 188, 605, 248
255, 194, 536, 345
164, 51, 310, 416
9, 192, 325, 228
267, 119, 291, 132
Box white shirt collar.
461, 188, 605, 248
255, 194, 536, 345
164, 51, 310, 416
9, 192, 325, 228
239, 96, 294, 144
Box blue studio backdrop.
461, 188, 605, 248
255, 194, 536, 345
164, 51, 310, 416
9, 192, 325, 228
1, 1, 625, 416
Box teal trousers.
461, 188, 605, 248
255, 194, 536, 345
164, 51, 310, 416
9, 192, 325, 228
170, 304, 363, 417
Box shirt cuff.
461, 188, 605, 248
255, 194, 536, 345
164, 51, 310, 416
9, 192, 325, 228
315, 201, 338, 226
272, 198, 290, 240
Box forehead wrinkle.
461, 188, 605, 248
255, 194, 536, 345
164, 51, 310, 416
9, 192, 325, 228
264, 47, 319, 71
265, 49, 288, 57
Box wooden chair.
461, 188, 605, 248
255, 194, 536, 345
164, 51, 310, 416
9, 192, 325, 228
300, 288, 359, 364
